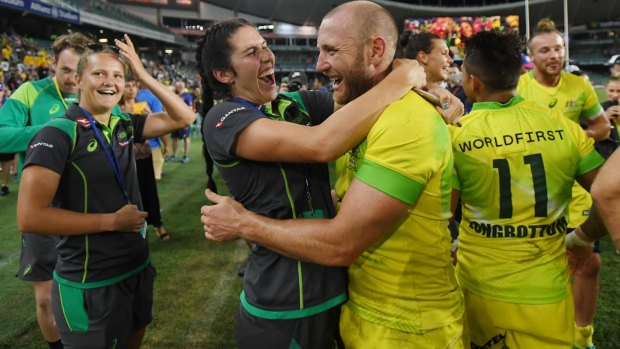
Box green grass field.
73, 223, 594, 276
1, 138, 619, 348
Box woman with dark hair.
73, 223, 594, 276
397, 32, 454, 90
197, 18, 425, 348
17, 35, 194, 348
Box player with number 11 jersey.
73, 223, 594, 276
451, 96, 604, 305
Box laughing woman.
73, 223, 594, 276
17, 35, 194, 349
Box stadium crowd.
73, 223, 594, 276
1, 1, 620, 348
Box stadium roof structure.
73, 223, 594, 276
204, 0, 620, 30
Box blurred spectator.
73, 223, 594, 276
521, 53, 534, 73
0, 83, 11, 196
288, 71, 308, 92
0, 83, 7, 106
120, 77, 170, 241
313, 75, 329, 92
446, 63, 471, 114
279, 82, 289, 92
599, 75, 620, 159
169, 79, 193, 163
606, 55, 620, 77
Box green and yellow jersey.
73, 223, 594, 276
517, 71, 603, 124
0, 77, 76, 174
451, 96, 604, 304
336, 91, 463, 333
518, 71, 604, 227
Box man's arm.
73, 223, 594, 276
583, 113, 611, 141
202, 179, 410, 266
575, 167, 599, 192
0, 86, 41, 153
591, 148, 620, 249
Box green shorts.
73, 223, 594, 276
51, 264, 156, 349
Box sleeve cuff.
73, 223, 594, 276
356, 159, 424, 205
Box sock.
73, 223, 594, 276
574, 324, 594, 348
48, 339, 63, 349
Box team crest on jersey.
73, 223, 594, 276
76, 118, 91, 128
565, 100, 579, 112
49, 104, 60, 114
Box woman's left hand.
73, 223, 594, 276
115, 34, 148, 82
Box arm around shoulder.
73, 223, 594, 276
591, 149, 620, 248
234, 61, 425, 163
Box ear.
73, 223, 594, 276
212, 69, 234, 85
417, 51, 428, 65
368, 36, 388, 65
471, 74, 483, 96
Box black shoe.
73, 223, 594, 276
0, 185, 8, 196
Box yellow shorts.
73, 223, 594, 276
151, 148, 164, 180
340, 303, 463, 349
462, 288, 574, 349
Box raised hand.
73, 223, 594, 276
115, 34, 149, 82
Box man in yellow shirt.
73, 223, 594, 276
517, 18, 611, 349
200, 2, 464, 347
454, 30, 604, 348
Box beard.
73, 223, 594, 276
335, 52, 375, 105
534, 58, 564, 79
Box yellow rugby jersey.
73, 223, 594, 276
336, 91, 463, 333
517, 71, 602, 227
517, 71, 603, 124
451, 96, 604, 305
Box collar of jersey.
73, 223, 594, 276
97, 116, 121, 143
528, 70, 564, 95
471, 95, 524, 112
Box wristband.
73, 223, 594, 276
565, 229, 594, 248
451, 239, 459, 253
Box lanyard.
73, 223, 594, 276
79, 106, 130, 203
231, 97, 264, 114
53, 77, 69, 110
